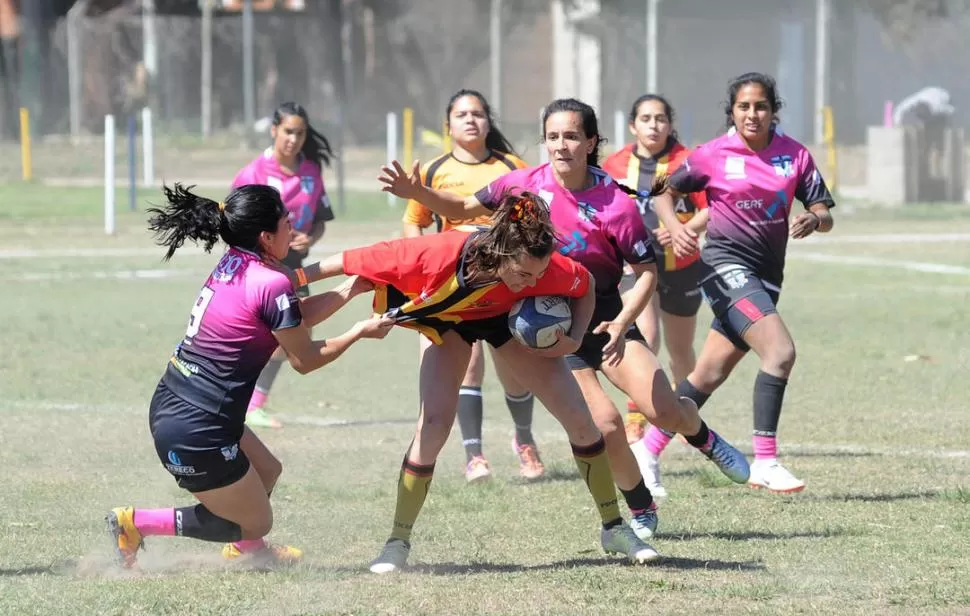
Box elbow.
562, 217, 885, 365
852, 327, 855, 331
288, 357, 313, 375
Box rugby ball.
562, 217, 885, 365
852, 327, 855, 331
508, 295, 572, 349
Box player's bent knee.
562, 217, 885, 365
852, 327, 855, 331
764, 343, 796, 376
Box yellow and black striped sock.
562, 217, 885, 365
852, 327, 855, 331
389, 457, 435, 542
571, 437, 622, 528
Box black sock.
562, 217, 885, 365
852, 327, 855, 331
753, 371, 788, 435
684, 420, 712, 449
174, 505, 242, 542
619, 479, 654, 512
505, 392, 535, 445
456, 386, 484, 461
254, 358, 285, 397
675, 378, 711, 410
603, 517, 624, 530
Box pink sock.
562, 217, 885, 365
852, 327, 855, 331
248, 388, 268, 412
134, 508, 176, 537
644, 425, 674, 456
753, 434, 777, 460
232, 538, 267, 553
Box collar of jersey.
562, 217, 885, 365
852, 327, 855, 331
456, 230, 501, 290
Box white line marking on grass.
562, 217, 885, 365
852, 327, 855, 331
0, 241, 368, 260
789, 251, 970, 276
801, 233, 970, 245
1, 269, 206, 282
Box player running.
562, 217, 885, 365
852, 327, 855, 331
602, 94, 709, 498
106, 183, 389, 569
653, 72, 836, 494
295, 191, 662, 572
402, 89, 543, 482
232, 102, 337, 429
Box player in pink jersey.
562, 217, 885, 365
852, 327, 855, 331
651, 73, 836, 494
380, 98, 750, 544
106, 183, 390, 569
232, 101, 336, 429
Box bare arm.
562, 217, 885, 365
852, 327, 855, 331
297, 275, 373, 328
684, 208, 710, 235
568, 271, 597, 341
614, 262, 657, 329
653, 190, 699, 257
295, 252, 346, 286
273, 316, 392, 375
379, 160, 490, 220
402, 222, 424, 238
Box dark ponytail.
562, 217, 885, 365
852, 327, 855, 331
273, 101, 335, 168
446, 89, 517, 156
147, 183, 287, 261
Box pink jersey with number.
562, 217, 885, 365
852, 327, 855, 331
160, 247, 302, 423
669, 127, 834, 285
474, 164, 655, 295
232, 149, 332, 234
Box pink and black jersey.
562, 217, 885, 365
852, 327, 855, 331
232, 148, 334, 235
669, 127, 834, 286
160, 248, 302, 427
474, 164, 655, 295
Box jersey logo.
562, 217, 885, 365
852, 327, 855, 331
577, 202, 597, 223
301, 176, 315, 194
220, 444, 239, 461
275, 293, 291, 311
267, 176, 283, 193
537, 189, 555, 211
725, 156, 746, 180
633, 240, 649, 257
765, 190, 787, 219
770, 155, 794, 178
559, 231, 588, 256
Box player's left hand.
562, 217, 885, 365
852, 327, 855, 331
527, 329, 581, 358
379, 160, 423, 201
342, 274, 375, 298
594, 320, 627, 367
790, 212, 821, 239
653, 227, 672, 248
290, 231, 311, 254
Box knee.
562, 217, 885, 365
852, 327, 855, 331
594, 411, 625, 442
690, 365, 729, 392
762, 341, 796, 377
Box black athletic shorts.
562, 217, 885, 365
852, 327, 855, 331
380, 284, 514, 348
566, 292, 646, 371
619, 259, 704, 318
148, 382, 250, 493
699, 264, 781, 352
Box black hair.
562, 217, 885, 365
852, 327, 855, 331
446, 89, 517, 156
273, 101, 335, 168
628, 93, 679, 142
147, 183, 287, 261
542, 97, 667, 200
724, 72, 784, 129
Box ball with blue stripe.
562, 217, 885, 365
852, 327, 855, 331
508, 295, 572, 349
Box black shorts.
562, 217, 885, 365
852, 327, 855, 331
149, 382, 250, 493
699, 265, 781, 352
619, 260, 704, 318
282, 251, 309, 298
566, 292, 646, 371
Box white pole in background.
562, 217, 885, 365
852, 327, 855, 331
386, 112, 398, 207
489, 0, 503, 117
201, 0, 213, 139
538, 107, 548, 164
645, 0, 659, 93
613, 109, 625, 152
814, 0, 829, 145
142, 107, 154, 187
105, 115, 116, 235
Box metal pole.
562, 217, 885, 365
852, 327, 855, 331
386, 112, 398, 207
645, 0, 659, 92
19, 0, 44, 138
201, 0, 213, 138
814, 0, 829, 145
105, 115, 116, 235
613, 109, 624, 152
242, 0, 256, 147
128, 114, 137, 211
67, 1, 83, 143
142, 0, 158, 91
142, 107, 154, 186
490, 0, 503, 116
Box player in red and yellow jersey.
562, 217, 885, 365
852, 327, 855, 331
602, 94, 709, 497
296, 191, 662, 572
402, 90, 542, 483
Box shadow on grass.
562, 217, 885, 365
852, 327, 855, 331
329, 555, 764, 576
661, 528, 856, 542
815, 490, 941, 503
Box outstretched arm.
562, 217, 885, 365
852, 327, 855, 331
273, 315, 393, 375
298, 275, 374, 328
379, 160, 490, 220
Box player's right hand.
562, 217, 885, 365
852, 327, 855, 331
378, 160, 422, 200
357, 314, 395, 340
669, 224, 699, 258
526, 329, 581, 359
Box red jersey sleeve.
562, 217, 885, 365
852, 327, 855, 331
342, 240, 409, 286
531, 253, 591, 298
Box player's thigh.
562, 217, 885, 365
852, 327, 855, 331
418, 330, 473, 423
488, 344, 529, 396
601, 339, 680, 421
193, 465, 273, 535
239, 426, 281, 490
462, 340, 486, 387
571, 367, 623, 435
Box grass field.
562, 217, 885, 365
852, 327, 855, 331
1, 184, 969, 616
